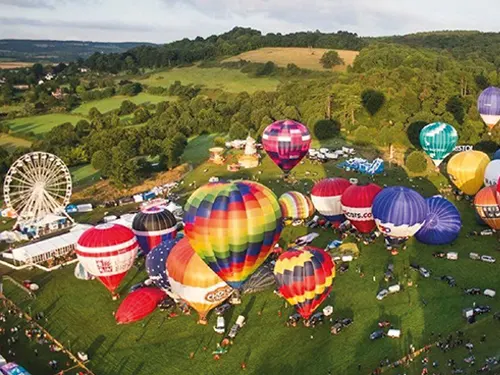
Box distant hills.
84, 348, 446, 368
0, 39, 156, 62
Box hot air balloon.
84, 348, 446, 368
478, 86, 500, 131
415, 196, 461, 245
447, 151, 489, 196
340, 182, 382, 233
311, 178, 351, 226
74, 261, 94, 281
274, 247, 335, 320
115, 287, 166, 324
132, 206, 177, 255
262, 120, 311, 174
146, 239, 178, 290
372, 187, 427, 243
475, 186, 500, 230
76, 224, 138, 296
166, 238, 232, 323
493, 149, 500, 160
279, 191, 315, 220
184, 180, 282, 288
484, 160, 500, 187
419, 122, 458, 167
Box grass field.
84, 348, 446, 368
72, 93, 172, 115
4, 113, 85, 137
137, 67, 279, 93
69, 164, 101, 189
0, 134, 32, 152
181, 133, 220, 166
3, 137, 500, 375
0, 62, 33, 70
224, 47, 359, 72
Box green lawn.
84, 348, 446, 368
69, 164, 101, 189
0, 133, 32, 152
181, 133, 221, 166
72, 93, 173, 115
4, 137, 500, 375
4, 113, 85, 137
137, 67, 279, 93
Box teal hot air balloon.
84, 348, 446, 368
419, 122, 458, 167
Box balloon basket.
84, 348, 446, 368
391, 250, 399, 256
197, 318, 208, 325
112, 293, 119, 301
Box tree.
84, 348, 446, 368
229, 122, 247, 140
75, 119, 92, 138
320, 50, 344, 68
88, 107, 102, 121
213, 136, 226, 147
446, 96, 465, 124
406, 151, 428, 173
162, 133, 187, 167
91, 150, 110, 175
133, 107, 151, 124
119, 100, 137, 116
353, 125, 372, 145
361, 89, 386, 116
255, 61, 276, 76
314, 119, 340, 140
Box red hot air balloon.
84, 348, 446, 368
262, 120, 311, 174
311, 178, 351, 226
341, 183, 382, 233
115, 287, 166, 324
76, 224, 138, 296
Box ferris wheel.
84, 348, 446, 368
3, 152, 73, 226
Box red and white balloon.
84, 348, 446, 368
341, 183, 382, 233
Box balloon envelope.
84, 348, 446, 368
311, 178, 351, 225
74, 261, 94, 281
484, 160, 500, 187
475, 186, 500, 230
415, 196, 461, 245
76, 224, 138, 294
184, 180, 282, 288
262, 120, 311, 173
478, 86, 500, 130
166, 238, 232, 320
132, 206, 177, 255
372, 187, 427, 239
341, 183, 382, 233
279, 191, 315, 219
447, 151, 489, 195
146, 239, 178, 290
274, 247, 335, 320
493, 149, 500, 160
419, 122, 458, 166
115, 287, 166, 324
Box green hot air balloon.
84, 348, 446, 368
419, 122, 458, 167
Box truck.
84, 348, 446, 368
447, 252, 458, 260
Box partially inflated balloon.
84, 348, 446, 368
166, 238, 232, 321
415, 196, 461, 245
419, 122, 458, 167
475, 186, 500, 230
184, 181, 282, 288
274, 247, 335, 320
447, 151, 489, 195
311, 178, 351, 225
146, 239, 178, 290
484, 160, 500, 187
115, 288, 166, 324
478, 86, 500, 131
372, 187, 427, 240
262, 120, 311, 174
341, 183, 382, 233
279, 191, 315, 220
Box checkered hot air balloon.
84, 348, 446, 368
341, 182, 382, 233
115, 287, 166, 324
146, 239, 178, 290
279, 191, 315, 220
311, 178, 351, 226
478, 86, 500, 131
184, 180, 283, 288
475, 186, 500, 230
274, 247, 335, 320
262, 120, 311, 174
132, 206, 177, 255
76, 224, 138, 295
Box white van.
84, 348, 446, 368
387, 329, 401, 338
341, 255, 354, 262
214, 316, 225, 334
388, 284, 401, 294
447, 252, 458, 260
484, 289, 496, 298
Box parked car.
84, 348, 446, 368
484, 289, 496, 298
376, 289, 389, 301
388, 284, 401, 294
378, 320, 391, 328
341, 318, 353, 327
331, 322, 343, 335
464, 288, 481, 295
215, 303, 232, 316
447, 252, 458, 260
410, 263, 420, 271
338, 263, 349, 273
307, 312, 324, 327
387, 329, 401, 338
481, 255, 496, 263
433, 252, 446, 258
228, 315, 245, 339
474, 305, 491, 315
470, 252, 481, 260
419, 267, 431, 278
441, 275, 456, 287
213, 316, 225, 334
370, 330, 385, 340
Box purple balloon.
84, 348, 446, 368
478, 86, 500, 128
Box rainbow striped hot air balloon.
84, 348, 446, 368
419, 122, 458, 167
166, 238, 232, 322
184, 181, 282, 288
475, 186, 500, 230
279, 191, 315, 220
447, 151, 490, 196
478, 86, 500, 131
274, 247, 335, 320
262, 120, 311, 174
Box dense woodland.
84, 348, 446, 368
2, 28, 500, 185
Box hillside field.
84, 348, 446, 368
72, 93, 173, 115
4, 113, 85, 137
0, 61, 33, 70
137, 66, 279, 93
0, 134, 32, 152
223, 47, 359, 71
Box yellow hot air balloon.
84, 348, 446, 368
447, 151, 490, 195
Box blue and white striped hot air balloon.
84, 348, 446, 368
415, 196, 461, 245
372, 187, 427, 242
419, 122, 458, 167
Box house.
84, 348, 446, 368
79, 67, 89, 73
51, 88, 64, 100
45, 73, 55, 80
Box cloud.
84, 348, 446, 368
0, 0, 58, 9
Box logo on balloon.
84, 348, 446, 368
205, 286, 233, 303
454, 145, 473, 152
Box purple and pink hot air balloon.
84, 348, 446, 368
478, 86, 500, 132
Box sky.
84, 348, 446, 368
0, 0, 499, 43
